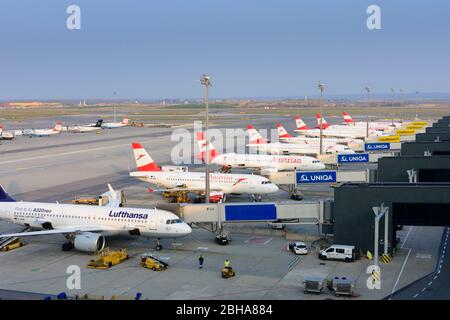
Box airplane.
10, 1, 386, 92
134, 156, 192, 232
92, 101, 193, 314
275, 124, 364, 150
294, 115, 386, 139
195, 132, 325, 175
66, 119, 103, 133
101, 117, 129, 129
342, 112, 401, 130
129, 142, 279, 202
0, 125, 24, 140
0, 184, 191, 252
246, 125, 355, 155
25, 122, 63, 137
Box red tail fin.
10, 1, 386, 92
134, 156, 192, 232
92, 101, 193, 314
247, 125, 267, 144
132, 142, 161, 171
276, 124, 293, 138
194, 131, 219, 161
294, 116, 309, 130
315, 114, 329, 129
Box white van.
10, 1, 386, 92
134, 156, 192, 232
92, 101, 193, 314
319, 245, 355, 262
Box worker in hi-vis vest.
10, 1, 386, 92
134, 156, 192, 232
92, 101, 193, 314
224, 258, 230, 269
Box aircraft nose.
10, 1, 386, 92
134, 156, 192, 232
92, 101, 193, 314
270, 184, 279, 193
179, 223, 192, 236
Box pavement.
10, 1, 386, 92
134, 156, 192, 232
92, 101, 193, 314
389, 227, 449, 299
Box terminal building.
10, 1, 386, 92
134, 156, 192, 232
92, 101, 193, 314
332, 116, 450, 255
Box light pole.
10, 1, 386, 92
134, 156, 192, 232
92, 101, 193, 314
365, 86, 371, 139
400, 88, 404, 123
318, 81, 325, 155
390, 88, 395, 125
200, 74, 212, 203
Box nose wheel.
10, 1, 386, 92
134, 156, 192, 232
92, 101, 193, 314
251, 194, 262, 202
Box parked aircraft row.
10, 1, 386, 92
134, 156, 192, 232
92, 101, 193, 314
247, 125, 356, 155
0, 118, 129, 140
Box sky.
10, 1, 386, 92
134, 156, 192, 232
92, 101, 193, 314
0, 0, 449, 100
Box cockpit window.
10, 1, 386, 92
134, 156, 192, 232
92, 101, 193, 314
261, 181, 271, 184
166, 219, 183, 224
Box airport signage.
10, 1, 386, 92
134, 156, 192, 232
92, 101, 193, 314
378, 135, 401, 143
365, 143, 390, 151
337, 153, 369, 163
296, 171, 336, 184
396, 129, 416, 136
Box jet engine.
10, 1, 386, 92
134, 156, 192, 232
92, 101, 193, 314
73, 232, 105, 252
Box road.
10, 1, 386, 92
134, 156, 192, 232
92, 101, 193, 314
389, 227, 449, 299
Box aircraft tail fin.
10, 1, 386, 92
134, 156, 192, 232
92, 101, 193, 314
195, 132, 219, 161
247, 125, 267, 144
276, 124, 293, 138
315, 114, 329, 129
0, 185, 15, 202
53, 122, 62, 132
131, 142, 161, 172
122, 118, 129, 125
343, 112, 355, 125
294, 116, 309, 130
95, 119, 103, 127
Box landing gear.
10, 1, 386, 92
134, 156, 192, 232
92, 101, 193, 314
251, 194, 262, 202
155, 238, 163, 251
220, 166, 231, 173
62, 242, 74, 251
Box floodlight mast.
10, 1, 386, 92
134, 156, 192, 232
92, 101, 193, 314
365, 86, 371, 139
200, 74, 212, 203
318, 81, 325, 155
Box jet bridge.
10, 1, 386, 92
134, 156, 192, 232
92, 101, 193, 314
157, 200, 328, 226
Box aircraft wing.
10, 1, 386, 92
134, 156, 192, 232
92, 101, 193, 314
0, 225, 114, 238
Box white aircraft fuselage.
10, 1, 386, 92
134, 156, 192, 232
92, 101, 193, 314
0, 201, 191, 238
211, 153, 326, 172
130, 171, 279, 194
246, 142, 355, 155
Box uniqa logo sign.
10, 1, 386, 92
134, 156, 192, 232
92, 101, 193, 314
338, 154, 369, 163
297, 171, 336, 184
365, 143, 390, 151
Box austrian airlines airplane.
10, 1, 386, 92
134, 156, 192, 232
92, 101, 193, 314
246, 125, 355, 155
129, 142, 279, 202
101, 118, 129, 129
26, 122, 62, 137
195, 132, 325, 175
275, 124, 364, 150
0, 185, 191, 252
342, 112, 401, 130
294, 115, 385, 139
